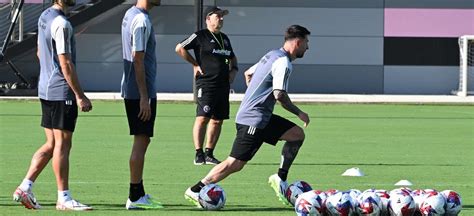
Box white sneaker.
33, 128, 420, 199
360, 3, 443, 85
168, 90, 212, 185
126, 194, 164, 210
268, 174, 290, 206
184, 187, 201, 208
13, 187, 41, 209
56, 199, 92, 211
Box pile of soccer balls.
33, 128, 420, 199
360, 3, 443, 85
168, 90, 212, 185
195, 181, 462, 216
290, 180, 462, 216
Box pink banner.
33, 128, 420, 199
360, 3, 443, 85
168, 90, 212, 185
385, 8, 474, 37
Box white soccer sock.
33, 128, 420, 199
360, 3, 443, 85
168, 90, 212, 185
58, 190, 72, 203
19, 179, 34, 192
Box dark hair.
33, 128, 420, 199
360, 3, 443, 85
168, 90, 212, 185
284, 25, 311, 41
52, 0, 75, 5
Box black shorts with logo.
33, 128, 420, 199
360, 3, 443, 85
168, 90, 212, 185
40, 99, 78, 132
195, 87, 229, 120
124, 98, 157, 137
229, 115, 296, 161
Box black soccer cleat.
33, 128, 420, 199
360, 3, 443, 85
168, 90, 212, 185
194, 153, 206, 165
204, 155, 221, 165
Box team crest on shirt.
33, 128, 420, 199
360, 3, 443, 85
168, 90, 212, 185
203, 105, 211, 113
224, 39, 229, 46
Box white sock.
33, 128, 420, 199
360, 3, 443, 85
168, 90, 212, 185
19, 179, 34, 192
58, 190, 72, 203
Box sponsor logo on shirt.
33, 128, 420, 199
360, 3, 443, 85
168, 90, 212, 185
212, 49, 231, 56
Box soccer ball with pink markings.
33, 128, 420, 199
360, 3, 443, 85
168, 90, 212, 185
441, 190, 462, 216
294, 190, 325, 216
198, 184, 226, 210
285, 180, 313, 206
388, 191, 415, 216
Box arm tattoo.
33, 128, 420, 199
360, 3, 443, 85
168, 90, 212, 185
273, 90, 301, 116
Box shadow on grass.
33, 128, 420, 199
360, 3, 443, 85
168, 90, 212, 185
75, 203, 292, 212
2, 114, 473, 120
220, 205, 292, 212
247, 162, 463, 167
463, 205, 474, 209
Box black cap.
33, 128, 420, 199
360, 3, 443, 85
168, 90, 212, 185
205, 6, 229, 17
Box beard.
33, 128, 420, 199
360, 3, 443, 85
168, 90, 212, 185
296, 52, 305, 58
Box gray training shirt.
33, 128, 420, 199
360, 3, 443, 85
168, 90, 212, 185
235, 48, 293, 128
121, 6, 157, 99
37, 6, 75, 101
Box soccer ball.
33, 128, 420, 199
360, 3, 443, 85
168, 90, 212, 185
198, 184, 226, 210
294, 190, 325, 216
390, 188, 411, 197
285, 180, 313, 206
326, 191, 356, 216
313, 190, 328, 214
357, 191, 382, 216
441, 190, 462, 216
420, 191, 446, 216
411, 189, 426, 214
326, 189, 340, 196
374, 189, 390, 216
388, 191, 415, 216
348, 189, 361, 211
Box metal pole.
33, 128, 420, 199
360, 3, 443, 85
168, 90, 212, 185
18, 9, 24, 41
196, 0, 203, 31
461, 36, 468, 97
10, 0, 16, 42
2, 0, 24, 56
193, 0, 203, 102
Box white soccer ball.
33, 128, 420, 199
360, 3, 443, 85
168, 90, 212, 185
198, 184, 226, 210
420, 191, 446, 216
326, 189, 340, 196
294, 190, 325, 216
326, 191, 356, 216
388, 191, 415, 216
389, 187, 412, 197
285, 180, 313, 207
312, 190, 328, 214
374, 189, 390, 216
410, 189, 426, 214
357, 191, 382, 216
348, 189, 361, 211
362, 189, 376, 194
441, 190, 462, 216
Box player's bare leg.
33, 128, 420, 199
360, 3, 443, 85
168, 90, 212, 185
26, 128, 55, 182
269, 126, 305, 206
204, 119, 223, 164
12, 129, 54, 210
51, 129, 92, 211
201, 157, 246, 184
52, 129, 73, 191
185, 157, 246, 206
193, 116, 209, 165
130, 135, 150, 183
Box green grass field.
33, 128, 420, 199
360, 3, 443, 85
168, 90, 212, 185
0, 100, 473, 215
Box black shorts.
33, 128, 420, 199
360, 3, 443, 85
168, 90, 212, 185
40, 99, 78, 132
124, 98, 157, 137
229, 115, 296, 161
196, 87, 229, 120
